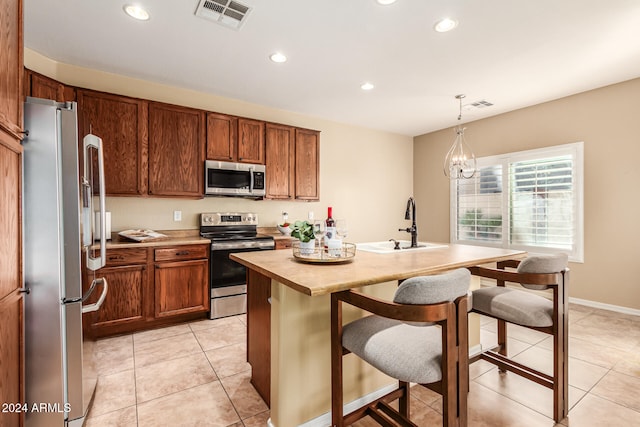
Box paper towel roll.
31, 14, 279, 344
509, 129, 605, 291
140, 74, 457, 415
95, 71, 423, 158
94, 212, 112, 240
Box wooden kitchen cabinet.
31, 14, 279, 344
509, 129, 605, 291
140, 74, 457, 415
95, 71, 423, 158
265, 123, 295, 199
24, 69, 75, 102
84, 244, 209, 337
0, 135, 24, 427
0, 0, 23, 140
274, 238, 293, 250
294, 128, 320, 200
0, 290, 24, 427
77, 89, 148, 196
154, 245, 209, 318
238, 118, 265, 164
265, 124, 321, 201
88, 265, 148, 329
0, 0, 25, 425
148, 103, 205, 197
206, 114, 265, 164
83, 247, 150, 336
206, 112, 237, 161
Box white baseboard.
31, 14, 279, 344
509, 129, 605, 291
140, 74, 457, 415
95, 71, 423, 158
469, 343, 482, 358
570, 297, 640, 317
269, 383, 398, 427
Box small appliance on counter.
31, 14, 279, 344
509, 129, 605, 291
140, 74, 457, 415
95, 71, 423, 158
200, 212, 275, 318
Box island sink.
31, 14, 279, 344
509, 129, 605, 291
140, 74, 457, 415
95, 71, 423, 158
357, 240, 448, 254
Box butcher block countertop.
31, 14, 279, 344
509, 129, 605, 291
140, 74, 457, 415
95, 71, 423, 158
231, 243, 526, 296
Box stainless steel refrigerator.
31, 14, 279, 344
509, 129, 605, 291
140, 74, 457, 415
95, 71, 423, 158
22, 97, 109, 427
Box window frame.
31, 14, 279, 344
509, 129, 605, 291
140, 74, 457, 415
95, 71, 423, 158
450, 141, 584, 262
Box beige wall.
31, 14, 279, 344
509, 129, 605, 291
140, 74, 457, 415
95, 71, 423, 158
414, 78, 640, 310
25, 49, 414, 244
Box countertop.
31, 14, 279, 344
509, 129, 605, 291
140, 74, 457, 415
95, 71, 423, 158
94, 227, 291, 249
257, 227, 294, 241
95, 229, 210, 249
231, 243, 526, 296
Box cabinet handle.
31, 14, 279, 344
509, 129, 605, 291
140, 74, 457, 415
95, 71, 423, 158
175, 251, 190, 256
19, 287, 31, 295
108, 255, 124, 261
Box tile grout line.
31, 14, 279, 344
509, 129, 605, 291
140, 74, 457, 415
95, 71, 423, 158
193, 322, 245, 425
131, 333, 140, 427
586, 368, 640, 414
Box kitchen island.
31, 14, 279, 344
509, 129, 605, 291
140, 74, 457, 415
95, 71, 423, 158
231, 243, 526, 427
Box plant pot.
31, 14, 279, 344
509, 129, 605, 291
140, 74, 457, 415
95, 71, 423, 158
298, 240, 316, 255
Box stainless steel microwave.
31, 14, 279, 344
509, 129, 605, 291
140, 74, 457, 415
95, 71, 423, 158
204, 160, 266, 197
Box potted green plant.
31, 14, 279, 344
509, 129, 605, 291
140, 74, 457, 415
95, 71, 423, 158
290, 220, 316, 254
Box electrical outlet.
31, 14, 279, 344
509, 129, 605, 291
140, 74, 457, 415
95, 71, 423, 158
173, 210, 182, 222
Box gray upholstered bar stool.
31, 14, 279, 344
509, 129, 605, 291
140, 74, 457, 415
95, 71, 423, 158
330, 268, 471, 427
469, 254, 569, 422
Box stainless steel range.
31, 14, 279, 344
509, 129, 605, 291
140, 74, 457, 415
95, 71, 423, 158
200, 212, 275, 319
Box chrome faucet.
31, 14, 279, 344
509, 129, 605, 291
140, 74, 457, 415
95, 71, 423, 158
398, 197, 418, 248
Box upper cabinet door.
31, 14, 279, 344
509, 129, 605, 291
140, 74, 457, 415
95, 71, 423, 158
237, 118, 265, 164
265, 123, 294, 199
25, 70, 76, 102
77, 90, 148, 196
206, 112, 237, 161
0, 0, 24, 139
206, 114, 265, 164
294, 129, 320, 201
148, 103, 205, 198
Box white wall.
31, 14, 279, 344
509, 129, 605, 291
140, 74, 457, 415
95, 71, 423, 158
25, 50, 414, 244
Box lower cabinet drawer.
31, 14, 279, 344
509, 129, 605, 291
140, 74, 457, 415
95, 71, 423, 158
154, 245, 208, 262
275, 239, 293, 250
104, 248, 148, 266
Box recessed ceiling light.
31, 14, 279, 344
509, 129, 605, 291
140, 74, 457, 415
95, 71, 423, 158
434, 17, 457, 32
361, 82, 375, 91
376, 0, 397, 5
269, 52, 287, 63
123, 4, 150, 21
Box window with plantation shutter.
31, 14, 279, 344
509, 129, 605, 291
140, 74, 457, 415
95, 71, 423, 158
451, 142, 583, 261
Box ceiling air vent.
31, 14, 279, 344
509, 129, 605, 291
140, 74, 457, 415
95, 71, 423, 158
195, 0, 252, 30
462, 99, 494, 111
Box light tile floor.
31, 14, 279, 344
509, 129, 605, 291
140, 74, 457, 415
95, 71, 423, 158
86, 304, 640, 426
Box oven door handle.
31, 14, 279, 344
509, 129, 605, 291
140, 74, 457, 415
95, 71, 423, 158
211, 241, 274, 250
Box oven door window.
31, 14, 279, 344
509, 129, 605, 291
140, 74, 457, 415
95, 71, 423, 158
210, 247, 266, 288
207, 169, 251, 190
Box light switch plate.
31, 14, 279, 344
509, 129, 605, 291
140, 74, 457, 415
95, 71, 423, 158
173, 210, 182, 221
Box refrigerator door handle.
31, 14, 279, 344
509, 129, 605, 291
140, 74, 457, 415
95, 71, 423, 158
83, 133, 107, 271
81, 278, 108, 314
